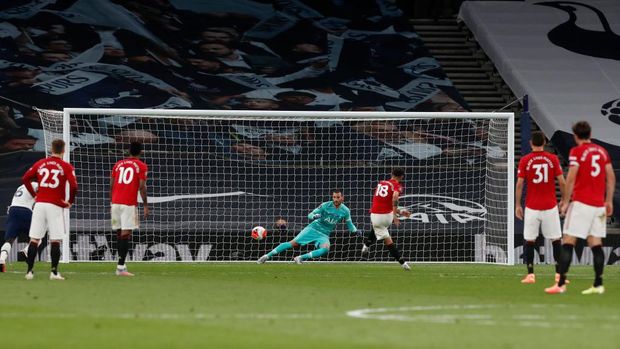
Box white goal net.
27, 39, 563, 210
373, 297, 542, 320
36, 108, 514, 264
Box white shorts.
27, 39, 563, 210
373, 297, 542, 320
29, 202, 66, 240
563, 201, 606, 239
523, 206, 562, 241
111, 204, 139, 231
370, 213, 393, 240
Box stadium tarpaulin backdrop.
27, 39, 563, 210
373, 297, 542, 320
460, 0, 620, 218
1, 1, 468, 235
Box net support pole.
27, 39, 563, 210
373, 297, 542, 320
520, 95, 531, 155
507, 113, 515, 265
62, 109, 71, 263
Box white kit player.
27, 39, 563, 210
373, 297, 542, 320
515, 131, 566, 284
361, 168, 411, 270
0, 182, 38, 272
546, 121, 615, 295
22, 139, 78, 280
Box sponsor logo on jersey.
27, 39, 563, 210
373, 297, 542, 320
323, 217, 339, 224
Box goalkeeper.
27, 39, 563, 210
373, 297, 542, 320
258, 189, 359, 264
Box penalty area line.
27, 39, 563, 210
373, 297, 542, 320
344, 304, 616, 329
0, 312, 334, 321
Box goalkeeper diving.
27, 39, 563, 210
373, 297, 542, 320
258, 189, 359, 264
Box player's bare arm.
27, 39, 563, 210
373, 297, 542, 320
561, 166, 578, 215
391, 191, 411, 220
515, 177, 524, 220
66, 165, 78, 209
557, 173, 567, 209
605, 163, 615, 216
22, 167, 38, 198
392, 190, 401, 226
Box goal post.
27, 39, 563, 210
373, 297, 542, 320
35, 108, 515, 264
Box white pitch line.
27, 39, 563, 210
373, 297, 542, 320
512, 314, 545, 320
346, 304, 499, 319
0, 312, 331, 321
345, 304, 620, 329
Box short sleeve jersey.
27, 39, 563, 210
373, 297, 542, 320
568, 143, 610, 207
111, 158, 148, 206
370, 179, 403, 214
517, 151, 563, 210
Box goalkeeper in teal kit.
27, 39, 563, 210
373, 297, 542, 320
258, 189, 359, 264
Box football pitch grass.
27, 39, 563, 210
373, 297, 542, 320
2, 263, 618, 349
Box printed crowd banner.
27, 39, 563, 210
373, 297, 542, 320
0, 1, 476, 248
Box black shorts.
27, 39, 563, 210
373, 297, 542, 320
4, 206, 32, 241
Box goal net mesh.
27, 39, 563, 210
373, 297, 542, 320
36, 109, 512, 263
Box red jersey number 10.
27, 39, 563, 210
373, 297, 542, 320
117, 166, 135, 185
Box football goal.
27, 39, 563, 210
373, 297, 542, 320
36, 108, 514, 264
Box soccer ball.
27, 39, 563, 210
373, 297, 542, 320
251, 226, 267, 240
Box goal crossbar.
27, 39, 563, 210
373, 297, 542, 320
63, 108, 513, 120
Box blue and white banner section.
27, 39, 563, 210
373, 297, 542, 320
460, 0, 620, 217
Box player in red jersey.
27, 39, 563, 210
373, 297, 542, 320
110, 142, 148, 276
22, 139, 78, 280
546, 121, 615, 295
515, 131, 566, 284
362, 168, 412, 270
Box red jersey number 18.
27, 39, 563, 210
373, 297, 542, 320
375, 183, 389, 198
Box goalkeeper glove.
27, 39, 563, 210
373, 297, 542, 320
311, 214, 322, 220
